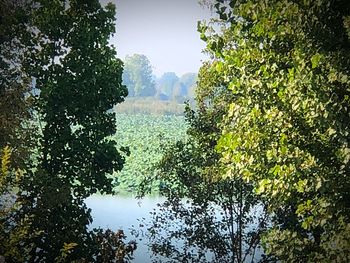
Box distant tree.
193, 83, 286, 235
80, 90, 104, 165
172, 73, 198, 102
157, 72, 179, 98
179, 72, 197, 92
172, 81, 187, 103
123, 54, 156, 97
122, 68, 134, 96
5, 0, 134, 262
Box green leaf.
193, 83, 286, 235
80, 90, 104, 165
311, 53, 322, 68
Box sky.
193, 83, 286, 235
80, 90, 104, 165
106, 0, 213, 77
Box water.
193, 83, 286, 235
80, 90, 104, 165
86, 195, 165, 263
86, 195, 265, 263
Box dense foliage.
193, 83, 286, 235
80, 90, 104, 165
0, 0, 34, 168
198, 0, 350, 261
0, 0, 136, 261
0, 1, 38, 259
2, 0, 350, 262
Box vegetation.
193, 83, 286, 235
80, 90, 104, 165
144, 104, 269, 262
112, 113, 187, 194
1, 0, 350, 262
203, 0, 350, 261
0, 1, 38, 260
1, 0, 135, 262
157, 72, 179, 98
156, 71, 197, 102
0, 0, 34, 168
141, 0, 350, 262
123, 54, 156, 97
122, 53, 197, 103
140, 36, 268, 263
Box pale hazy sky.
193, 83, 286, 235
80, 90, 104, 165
106, 0, 213, 77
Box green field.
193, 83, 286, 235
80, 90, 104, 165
111, 113, 187, 194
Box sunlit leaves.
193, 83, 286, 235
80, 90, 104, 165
201, 0, 350, 260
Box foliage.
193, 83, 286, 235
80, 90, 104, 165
55, 242, 79, 263
172, 82, 187, 103
0, 1, 38, 260
146, 142, 269, 263
112, 113, 187, 194
123, 54, 156, 97
0, 146, 35, 262
0, 0, 35, 168
141, 57, 270, 262
199, 0, 350, 261
0, 146, 11, 192
92, 228, 137, 263
3, 0, 132, 261
172, 73, 198, 103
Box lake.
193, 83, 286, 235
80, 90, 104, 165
86, 195, 165, 263
86, 195, 264, 263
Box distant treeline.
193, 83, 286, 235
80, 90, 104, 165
122, 54, 197, 103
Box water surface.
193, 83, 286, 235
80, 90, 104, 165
86, 195, 164, 263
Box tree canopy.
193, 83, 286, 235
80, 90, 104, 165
0, 0, 134, 261
123, 53, 156, 97
2, 0, 350, 262
198, 0, 350, 261
0, 0, 34, 168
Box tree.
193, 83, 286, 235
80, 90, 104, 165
5, 0, 134, 261
172, 73, 198, 103
157, 72, 179, 98
141, 62, 269, 262
200, 0, 350, 261
179, 72, 197, 94
0, 0, 35, 168
172, 81, 187, 103
123, 54, 156, 97
0, 1, 42, 260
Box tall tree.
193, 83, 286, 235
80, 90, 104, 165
123, 53, 156, 97
199, 0, 350, 261
7, 0, 131, 261
143, 63, 269, 262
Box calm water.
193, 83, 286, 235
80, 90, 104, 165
86, 195, 264, 263
86, 195, 165, 263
